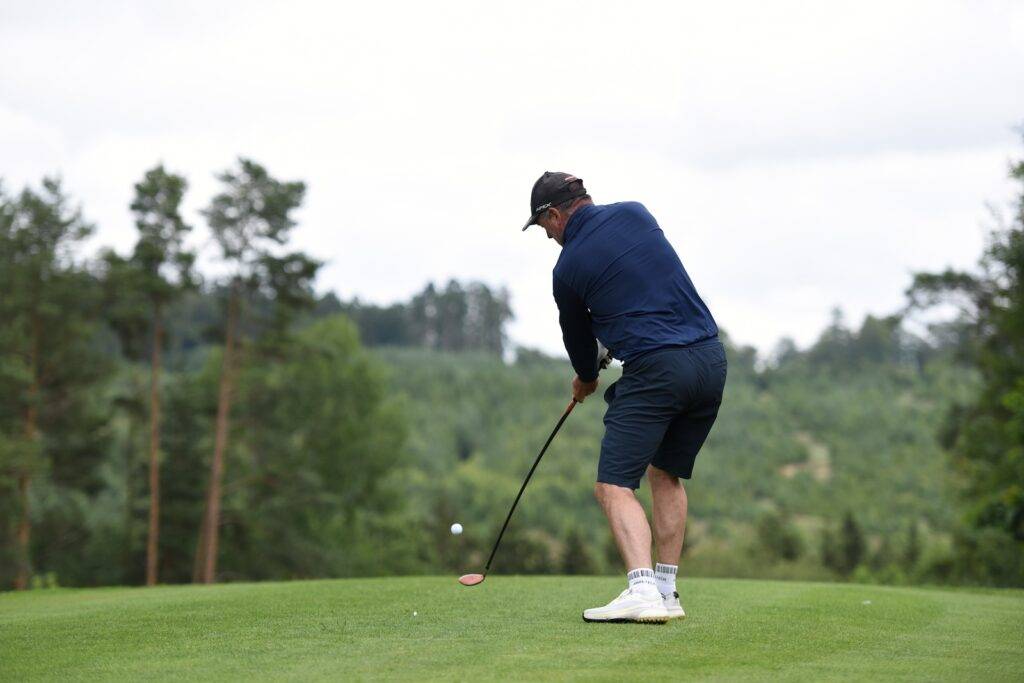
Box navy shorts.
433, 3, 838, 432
598, 338, 727, 489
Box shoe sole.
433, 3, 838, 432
582, 611, 670, 624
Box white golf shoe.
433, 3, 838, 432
662, 591, 686, 620
582, 586, 670, 623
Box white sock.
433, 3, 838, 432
626, 568, 657, 593
655, 563, 677, 597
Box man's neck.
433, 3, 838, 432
562, 203, 593, 244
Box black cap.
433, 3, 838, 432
521, 171, 587, 231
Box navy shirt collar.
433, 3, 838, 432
562, 204, 595, 245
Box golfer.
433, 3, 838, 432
523, 172, 727, 623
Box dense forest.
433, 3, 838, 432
1, 146, 1022, 590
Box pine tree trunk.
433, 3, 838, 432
192, 506, 207, 582
123, 395, 135, 579
196, 286, 239, 584
145, 305, 164, 586
15, 318, 41, 591
14, 470, 31, 590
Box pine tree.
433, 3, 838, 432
839, 512, 866, 575
129, 165, 195, 585
0, 178, 97, 589
193, 158, 317, 583
906, 135, 1024, 585
757, 510, 804, 561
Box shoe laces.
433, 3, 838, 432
625, 586, 660, 600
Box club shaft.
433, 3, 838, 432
483, 398, 577, 574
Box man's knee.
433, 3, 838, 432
651, 464, 675, 481
594, 481, 632, 507
647, 464, 681, 489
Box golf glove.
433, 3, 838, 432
596, 341, 613, 370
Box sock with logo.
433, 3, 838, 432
627, 568, 658, 593
655, 563, 678, 597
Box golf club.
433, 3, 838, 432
458, 398, 578, 586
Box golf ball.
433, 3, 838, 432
450, 523, 463, 535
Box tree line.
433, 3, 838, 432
1, 136, 1021, 589
1, 160, 354, 588
0, 158, 522, 590
317, 281, 513, 355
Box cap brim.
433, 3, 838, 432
521, 213, 540, 231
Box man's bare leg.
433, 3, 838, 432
647, 464, 687, 565
583, 481, 670, 622
594, 482, 652, 570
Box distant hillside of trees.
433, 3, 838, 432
373, 316, 977, 584
0, 269, 985, 587
2, 136, 1021, 589
159, 279, 514, 364
317, 281, 513, 355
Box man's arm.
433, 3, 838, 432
553, 274, 599, 383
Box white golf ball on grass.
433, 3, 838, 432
450, 523, 463, 535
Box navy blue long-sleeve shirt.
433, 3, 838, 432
553, 201, 719, 382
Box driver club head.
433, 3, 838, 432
458, 573, 485, 587
456, 400, 577, 592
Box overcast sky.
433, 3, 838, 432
3, 1, 1023, 356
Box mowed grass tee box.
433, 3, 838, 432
2, 576, 1022, 681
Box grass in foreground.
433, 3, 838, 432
1, 576, 1022, 681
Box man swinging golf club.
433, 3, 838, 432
523, 172, 727, 623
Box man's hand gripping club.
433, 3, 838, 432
572, 341, 613, 403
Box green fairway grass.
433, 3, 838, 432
1, 576, 1021, 681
